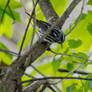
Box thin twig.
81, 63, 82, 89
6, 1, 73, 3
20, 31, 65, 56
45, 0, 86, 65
24, 72, 35, 78
21, 76, 92, 84
31, 65, 44, 76
65, 0, 85, 36
7, 5, 15, 23
0, 0, 10, 22
58, 68, 90, 75
25, 12, 41, 40
18, 0, 39, 56
0, 48, 18, 56
49, 48, 91, 61
17, 75, 92, 92
30, 0, 36, 46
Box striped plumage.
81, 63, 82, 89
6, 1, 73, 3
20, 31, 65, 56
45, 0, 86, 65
35, 19, 65, 44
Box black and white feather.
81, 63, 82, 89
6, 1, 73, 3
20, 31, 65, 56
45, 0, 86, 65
35, 19, 65, 44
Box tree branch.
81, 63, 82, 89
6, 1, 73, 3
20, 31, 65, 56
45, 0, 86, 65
38, 0, 59, 23
21, 76, 92, 84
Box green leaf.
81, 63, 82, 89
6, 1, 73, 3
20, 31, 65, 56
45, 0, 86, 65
77, 52, 88, 59
22, 74, 32, 87
80, 13, 87, 20
67, 83, 77, 92
68, 39, 82, 48
87, 80, 92, 89
52, 55, 63, 72
62, 79, 83, 92
0, 0, 22, 22
84, 74, 92, 91
72, 52, 88, 63
0, 0, 22, 37
66, 83, 83, 92
67, 63, 74, 71
87, 23, 92, 36
87, 0, 92, 5
73, 52, 88, 59
0, 42, 7, 49
0, 42, 13, 65
0, 14, 12, 37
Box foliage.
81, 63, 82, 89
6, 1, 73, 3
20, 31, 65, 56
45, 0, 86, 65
0, 0, 22, 37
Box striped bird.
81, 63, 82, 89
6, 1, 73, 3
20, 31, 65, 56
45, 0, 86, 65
26, 12, 65, 44
36, 19, 65, 44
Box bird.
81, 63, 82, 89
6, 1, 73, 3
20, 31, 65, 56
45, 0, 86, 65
35, 19, 65, 44
26, 12, 65, 45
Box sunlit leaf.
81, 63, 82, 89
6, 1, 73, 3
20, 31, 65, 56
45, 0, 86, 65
62, 79, 83, 92
67, 63, 74, 71
0, 14, 12, 37
87, 0, 92, 5
0, 0, 22, 22
68, 39, 82, 48
0, 42, 13, 65
67, 83, 77, 92
80, 13, 87, 21
52, 55, 64, 72
0, 0, 22, 37
84, 74, 92, 91
87, 24, 92, 36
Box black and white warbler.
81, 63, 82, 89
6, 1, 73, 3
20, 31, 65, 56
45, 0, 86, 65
35, 19, 65, 44
26, 12, 65, 44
